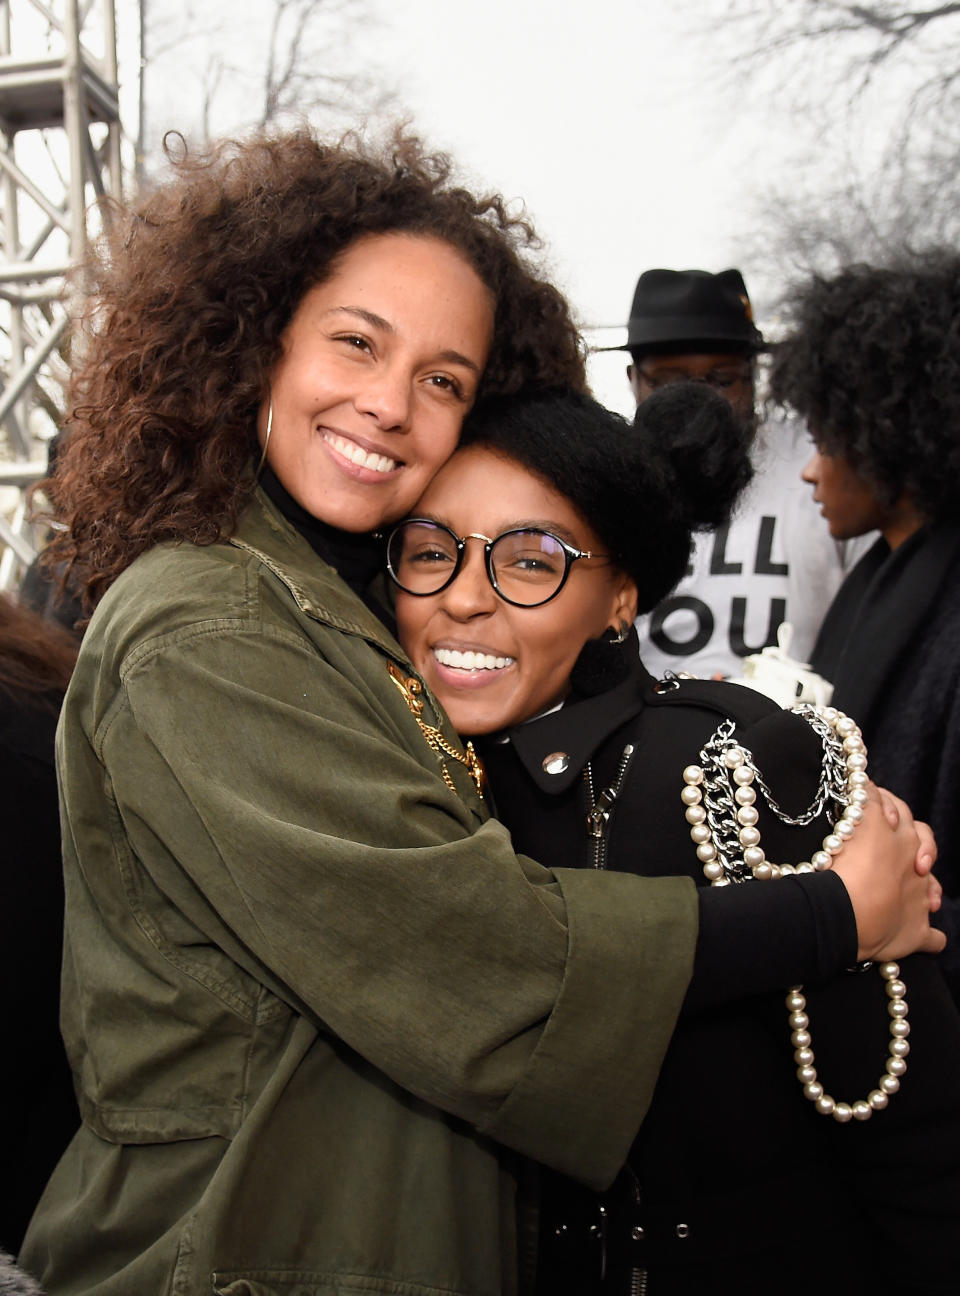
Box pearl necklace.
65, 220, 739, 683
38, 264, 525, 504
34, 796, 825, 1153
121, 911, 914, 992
680, 703, 909, 1123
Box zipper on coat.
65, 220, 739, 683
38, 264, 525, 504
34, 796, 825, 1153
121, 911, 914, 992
625, 1166, 648, 1296
630, 1267, 648, 1296
584, 743, 635, 870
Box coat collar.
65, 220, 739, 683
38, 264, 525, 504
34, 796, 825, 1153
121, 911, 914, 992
499, 657, 659, 795
814, 518, 960, 728
228, 487, 403, 661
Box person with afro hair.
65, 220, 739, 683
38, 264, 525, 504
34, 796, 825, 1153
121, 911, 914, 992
770, 249, 960, 998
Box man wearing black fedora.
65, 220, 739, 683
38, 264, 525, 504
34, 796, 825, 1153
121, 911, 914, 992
608, 267, 867, 679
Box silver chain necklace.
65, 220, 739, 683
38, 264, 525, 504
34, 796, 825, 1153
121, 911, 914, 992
680, 703, 910, 1124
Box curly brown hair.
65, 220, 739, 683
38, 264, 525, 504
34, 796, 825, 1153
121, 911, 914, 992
46, 129, 586, 605
769, 250, 960, 521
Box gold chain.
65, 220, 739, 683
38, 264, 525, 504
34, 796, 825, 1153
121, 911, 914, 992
387, 661, 485, 800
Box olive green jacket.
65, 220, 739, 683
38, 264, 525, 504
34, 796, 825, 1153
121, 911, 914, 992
22, 490, 698, 1296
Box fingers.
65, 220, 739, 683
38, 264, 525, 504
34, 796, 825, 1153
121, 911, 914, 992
872, 782, 899, 828
873, 784, 911, 831
928, 874, 943, 913
918, 926, 948, 955
915, 820, 938, 875
836, 791, 945, 962
871, 784, 937, 876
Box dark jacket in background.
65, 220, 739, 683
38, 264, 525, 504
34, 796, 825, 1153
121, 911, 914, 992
0, 688, 77, 1254
812, 520, 960, 992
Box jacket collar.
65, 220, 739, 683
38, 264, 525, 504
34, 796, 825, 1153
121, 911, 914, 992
499, 656, 659, 795
816, 518, 960, 727
228, 488, 403, 661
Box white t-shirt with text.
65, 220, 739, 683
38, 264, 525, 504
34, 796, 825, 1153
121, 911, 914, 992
635, 417, 873, 680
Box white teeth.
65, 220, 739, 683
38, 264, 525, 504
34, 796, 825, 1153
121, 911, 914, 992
434, 647, 514, 671
325, 431, 397, 474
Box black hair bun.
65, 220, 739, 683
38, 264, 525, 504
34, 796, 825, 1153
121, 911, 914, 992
632, 381, 754, 532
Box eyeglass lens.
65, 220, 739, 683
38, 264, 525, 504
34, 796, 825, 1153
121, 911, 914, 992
640, 366, 750, 392
388, 521, 570, 605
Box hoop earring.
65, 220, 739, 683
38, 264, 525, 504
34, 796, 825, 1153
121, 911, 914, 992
608, 620, 630, 645
256, 399, 273, 477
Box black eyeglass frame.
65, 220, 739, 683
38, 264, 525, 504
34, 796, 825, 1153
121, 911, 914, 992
634, 362, 753, 393
385, 518, 609, 609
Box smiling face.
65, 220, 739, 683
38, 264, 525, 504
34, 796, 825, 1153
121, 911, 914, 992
394, 444, 638, 736
260, 232, 494, 533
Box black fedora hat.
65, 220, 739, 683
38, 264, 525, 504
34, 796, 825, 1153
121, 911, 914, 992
600, 268, 765, 354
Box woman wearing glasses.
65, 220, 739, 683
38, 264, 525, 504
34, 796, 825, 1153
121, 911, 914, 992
22, 129, 941, 1295
388, 384, 960, 1296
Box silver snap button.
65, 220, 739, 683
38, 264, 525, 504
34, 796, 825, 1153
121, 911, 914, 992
542, 751, 570, 775
675, 1223, 690, 1240
631, 1225, 645, 1241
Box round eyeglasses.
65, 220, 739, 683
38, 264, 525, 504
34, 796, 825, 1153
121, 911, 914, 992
385, 519, 610, 608
636, 363, 752, 392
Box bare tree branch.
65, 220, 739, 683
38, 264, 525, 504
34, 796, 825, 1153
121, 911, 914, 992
687, 0, 960, 285
139, 0, 394, 169
703, 0, 960, 101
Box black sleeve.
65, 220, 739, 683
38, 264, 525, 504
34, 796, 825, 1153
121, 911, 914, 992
684, 870, 857, 1013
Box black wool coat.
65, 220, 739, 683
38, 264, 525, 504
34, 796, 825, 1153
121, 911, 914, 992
812, 520, 960, 993
479, 650, 960, 1296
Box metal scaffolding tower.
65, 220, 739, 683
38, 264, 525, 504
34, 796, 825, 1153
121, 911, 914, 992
0, 0, 121, 590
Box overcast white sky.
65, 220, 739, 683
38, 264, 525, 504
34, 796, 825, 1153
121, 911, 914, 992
360, 1, 741, 404
128, 0, 897, 413
363, 0, 813, 412
374, 3, 749, 317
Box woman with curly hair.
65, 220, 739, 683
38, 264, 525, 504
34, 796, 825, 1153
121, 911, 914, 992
770, 252, 960, 998
20, 131, 941, 1295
